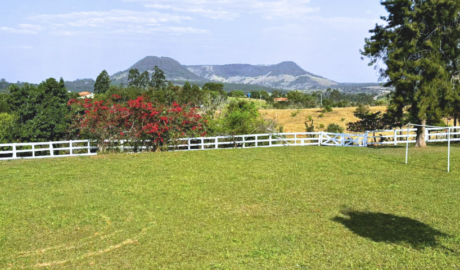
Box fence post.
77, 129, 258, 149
318, 132, 323, 146
188, 139, 191, 151
269, 135, 272, 147
70, 141, 73, 155
120, 140, 124, 153
12, 144, 17, 159
364, 132, 368, 147
215, 137, 218, 149
50, 143, 54, 157
201, 138, 205, 150
448, 127, 451, 173
87, 141, 91, 154
255, 135, 259, 147
405, 124, 410, 165
394, 130, 397, 146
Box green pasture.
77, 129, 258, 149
1, 145, 460, 269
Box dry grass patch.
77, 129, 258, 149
261, 106, 387, 133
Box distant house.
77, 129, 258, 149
274, 98, 288, 102
78, 91, 94, 99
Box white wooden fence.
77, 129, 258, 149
1, 127, 460, 161
0, 140, 97, 160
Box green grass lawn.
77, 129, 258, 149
1, 145, 460, 269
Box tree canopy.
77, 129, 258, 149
361, 0, 460, 147
94, 70, 111, 94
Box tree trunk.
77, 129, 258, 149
455, 116, 458, 139
416, 119, 427, 147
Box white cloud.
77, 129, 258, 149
0, 24, 42, 35
23, 9, 208, 37
111, 26, 209, 35
129, 0, 320, 19
144, 4, 240, 20
32, 10, 191, 28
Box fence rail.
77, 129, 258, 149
0, 140, 97, 160
2, 126, 460, 161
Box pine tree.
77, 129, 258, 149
94, 70, 111, 94
361, 0, 460, 147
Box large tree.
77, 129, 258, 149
150, 66, 167, 89
128, 68, 140, 88
94, 70, 111, 94
361, 0, 460, 147
8, 78, 69, 142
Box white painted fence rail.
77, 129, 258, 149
0, 140, 97, 160
1, 126, 460, 161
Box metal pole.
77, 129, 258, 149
406, 124, 410, 165
448, 127, 451, 173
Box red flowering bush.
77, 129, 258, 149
68, 96, 207, 152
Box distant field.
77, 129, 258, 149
1, 145, 460, 269
262, 106, 387, 133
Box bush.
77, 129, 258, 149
69, 96, 207, 152
323, 105, 333, 113
0, 113, 14, 143
326, 123, 344, 133
210, 100, 277, 135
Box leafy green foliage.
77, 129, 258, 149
211, 100, 276, 135
228, 90, 245, 98
128, 68, 140, 88
326, 123, 344, 133
150, 66, 167, 89
0, 113, 14, 143
203, 82, 225, 95
362, 0, 460, 146
94, 70, 111, 94
8, 78, 69, 142
0, 94, 10, 114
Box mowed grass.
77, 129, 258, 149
1, 145, 460, 269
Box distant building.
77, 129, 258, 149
274, 98, 288, 102
78, 91, 94, 99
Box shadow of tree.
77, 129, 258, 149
332, 210, 448, 249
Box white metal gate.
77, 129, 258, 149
321, 133, 366, 147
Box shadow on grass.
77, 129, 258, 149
332, 210, 449, 250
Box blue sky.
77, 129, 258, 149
0, 0, 387, 84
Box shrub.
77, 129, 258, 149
323, 105, 333, 113
69, 96, 207, 152
319, 124, 325, 129
0, 113, 14, 143
326, 123, 344, 133
210, 100, 277, 135
291, 110, 300, 117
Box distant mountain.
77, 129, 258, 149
187, 61, 338, 90
110, 56, 338, 91
111, 56, 202, 84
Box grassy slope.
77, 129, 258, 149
1, 146, 460, 269
261, 106, 387, 133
